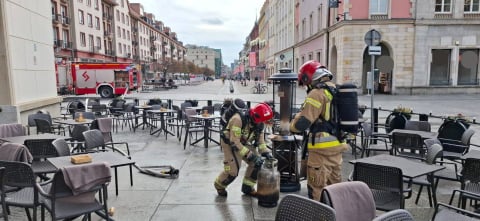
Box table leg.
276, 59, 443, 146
114, 167, 118, 196
130, 165, 133, 186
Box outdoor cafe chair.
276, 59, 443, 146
33, 119, 65, 136
448, 158, 480, 210
275, 194, 335, 221
404, 120, 431, 132
391, 132, 425, 159
0, 167, 8, 221
360, 122, 392, 157
37, 163, 111, 221
0, 123, 25, 139
320, 181, 376, 221
432, 202, 480, 221
167, 105, 187, 141
353, 162, 412, 211
23, 139, 59, 180
83, 129, 131, 158
372, 209, 415, 221
405, 143, 443, 207
423, 138, 462, 192
0, 160, 41, 221
438, 128, 476, 162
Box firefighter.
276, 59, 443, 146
214, 100, 274, 197
290, 60, 348, 201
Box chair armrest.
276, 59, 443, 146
434, 202, 480, 220
448, 189, 480, 205
35, 180, 54, 198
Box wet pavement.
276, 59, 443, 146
8, 80, 480, 220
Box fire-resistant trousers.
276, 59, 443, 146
306, 144, 348, 201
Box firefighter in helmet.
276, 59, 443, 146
214, 100, 274, 197
290, 60, 348, 201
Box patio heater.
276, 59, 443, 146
268, 68, 301, 192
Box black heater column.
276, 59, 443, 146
268, 68, 301, 192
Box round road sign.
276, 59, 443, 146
364, 29, 381, 46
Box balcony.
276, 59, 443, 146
102, 13, 113, 21
133, 55, 139, 60
54, 40, 63, 47
132, 27, 138, 32
105, 50, 115, 56
62, 41, 72, 49
132, 41, 138, 46
61, 16, 70, 26
150, 36, 157, 41
152, 58, 157, 62
126, 53, 131, 58
90, 46, 101, 53
151, 46, 157, 51
52, 14, 60, 23
104, 31, 113, 38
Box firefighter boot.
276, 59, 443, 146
214, 182, 228, 197
241, 184, 258, 197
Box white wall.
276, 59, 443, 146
5, 0, 57, 104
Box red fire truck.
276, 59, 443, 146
57, 62, 141, 98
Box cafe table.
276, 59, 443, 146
48, 152, 135, 196
186, 114, 221, 148
350, 154, 445, 205
147, 109, 176, 138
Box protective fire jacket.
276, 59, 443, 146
290, 84, 341, 149
222, 113, 269, 155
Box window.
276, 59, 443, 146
370, 0, 388, 14
122, 29, 125, 39
88, 35, 94, 49
127, 31, 130, 40
123, 44, 126, 55
80, 32, 86, 46
94, 0, 99, 10
51, 3, 57, 16
78, 10, 84, 24
309, 13, 313, 36
62, 30, 69, 47
301, 19, 306, 40
126, 16, 129, 26
430, 49, 451, 85
465, 0, 480, 12
117, 26, 121, 37
458, 49, 479, 85
435, 0, 451, 13
118, 43, 122, 54
87, 13, 92, 27
95, 17, 100, 29
121, 13, 125, 24
116, 10, 120, 21
86, 0, 91, 7
96, 37, 102, 48
121, 0, 124, 7
318, 6, 323, 31
53, 27, 59, 41
60, 5, 67, 17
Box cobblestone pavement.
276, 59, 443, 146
10, 80, 480, 220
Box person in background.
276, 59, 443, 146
289, 60, 348, 201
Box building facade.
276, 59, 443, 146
185, 45, 217, 72
248, 0, 480, 94
0, 0, 60, 124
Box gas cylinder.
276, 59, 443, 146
257, 158, 280, 207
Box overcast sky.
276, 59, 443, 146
130, 0, 265, 66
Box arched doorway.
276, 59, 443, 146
361, 42, 393, 94
330, 45, 338, 82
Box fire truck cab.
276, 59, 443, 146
70, 63, 140, 98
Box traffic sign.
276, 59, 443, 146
368, 46, 381, 55
364, 29, 381, 46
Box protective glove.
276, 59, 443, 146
245, 151, 264, 168
261, 152, 273, 160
